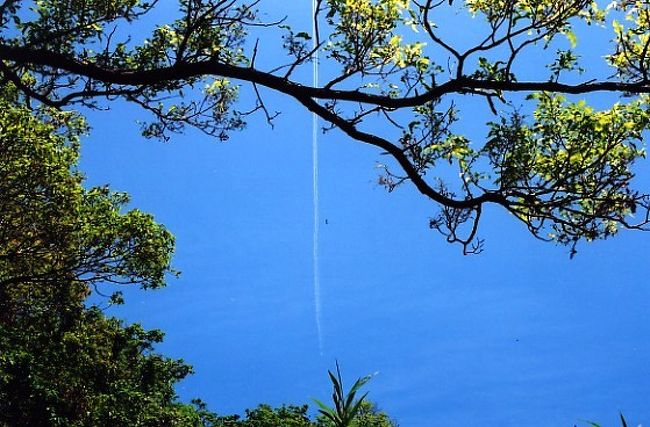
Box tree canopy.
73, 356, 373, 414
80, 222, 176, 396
190, 401, 396, 427
1, 0, 650, 253
0, 82, 204, 425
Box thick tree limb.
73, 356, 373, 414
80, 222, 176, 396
2, 44, 650, 110
296, 94, 508, 210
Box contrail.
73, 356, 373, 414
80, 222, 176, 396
311, 0, 323, 355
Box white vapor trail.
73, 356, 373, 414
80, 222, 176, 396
311, 0, 323, 355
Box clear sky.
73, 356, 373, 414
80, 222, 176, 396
80, 2, 650, 426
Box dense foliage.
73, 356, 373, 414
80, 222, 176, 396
192, 401, 396, 427
0, 0, 649, 253
0, 84, 202, 426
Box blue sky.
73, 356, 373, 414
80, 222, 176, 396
80, 2, 650, 426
